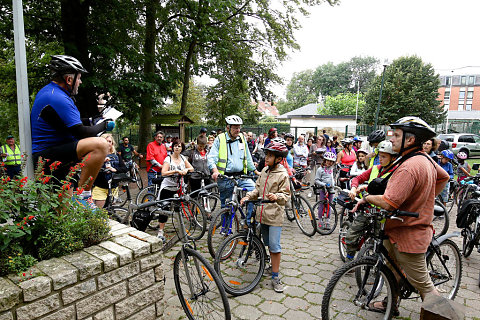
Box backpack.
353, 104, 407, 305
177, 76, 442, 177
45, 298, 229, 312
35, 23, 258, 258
131, 209, 154, 232
456, 199, 480, 228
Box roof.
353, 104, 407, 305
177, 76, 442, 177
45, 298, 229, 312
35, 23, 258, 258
448, 110, 480, 120
277, 103, 355, 120
257, 101, 280, 117
150, 114, 194, 125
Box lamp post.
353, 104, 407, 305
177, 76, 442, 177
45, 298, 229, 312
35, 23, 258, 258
374, 60, 389, 130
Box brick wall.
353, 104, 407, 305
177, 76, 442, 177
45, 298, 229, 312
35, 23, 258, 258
0, 221, 164, 320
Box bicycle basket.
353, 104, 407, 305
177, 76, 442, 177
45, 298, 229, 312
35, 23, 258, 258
457, 199, 480, 228
336, 191, 354, 210
131, 208, 154, 232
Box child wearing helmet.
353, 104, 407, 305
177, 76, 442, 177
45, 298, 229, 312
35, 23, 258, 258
344, 141, 398, 262
456, 152, 471, 182
438, 150, 454, 206
350, 149, 368, 177
241, 141, 290, 293
314, 151, 337, 229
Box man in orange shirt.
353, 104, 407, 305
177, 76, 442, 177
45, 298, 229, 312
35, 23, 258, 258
146, 131, 168, 186
354, 116, 449, 314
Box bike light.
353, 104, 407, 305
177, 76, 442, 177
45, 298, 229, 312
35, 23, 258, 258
452, 143, 457, 148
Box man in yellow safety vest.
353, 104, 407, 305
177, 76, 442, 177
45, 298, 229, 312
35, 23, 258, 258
1, 135, 22, 178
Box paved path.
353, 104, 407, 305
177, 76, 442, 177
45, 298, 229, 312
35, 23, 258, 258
134, 171, 480, 319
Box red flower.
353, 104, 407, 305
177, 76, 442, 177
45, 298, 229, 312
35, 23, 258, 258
22, 273, 26, 277
28, 215, 34, 220
76, 188, 84, 195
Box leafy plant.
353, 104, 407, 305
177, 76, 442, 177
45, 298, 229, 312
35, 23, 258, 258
0, 158, 111, 276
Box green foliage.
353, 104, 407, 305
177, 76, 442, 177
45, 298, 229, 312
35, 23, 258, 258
0, 159, 111, 276
319, 92, 365, 116
280, 70, 318, 114
169, 80, 207, 123
363, 56, 445, 126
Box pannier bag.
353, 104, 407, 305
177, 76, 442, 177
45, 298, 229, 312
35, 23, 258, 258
457, 199, 480, 228
336, 191, 355, 210
131, 209, 154, 231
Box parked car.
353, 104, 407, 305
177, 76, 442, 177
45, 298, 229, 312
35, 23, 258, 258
437, 133, 480, 158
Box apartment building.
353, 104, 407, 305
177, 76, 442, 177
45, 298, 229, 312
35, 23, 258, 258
438, 74, 480, 111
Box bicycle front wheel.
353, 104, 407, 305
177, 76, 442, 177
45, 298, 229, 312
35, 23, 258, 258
108, 206, 129, 224
427, 239, 462, 300
314, 199, 338, 236
214, 232, 265, 296
293, 195, 316, 237
174, 246, 231, 320
432, 200, 449, 238
322, 257, 397, 320
180, 199, 207, 241
135, 185, 156, 204
207, 208, 240, 259
132, 166, 143, 190
199, 194, 221, 217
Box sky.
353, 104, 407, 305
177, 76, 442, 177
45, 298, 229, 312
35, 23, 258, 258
270, 0, 480, 98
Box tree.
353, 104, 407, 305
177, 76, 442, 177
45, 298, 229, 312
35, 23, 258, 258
279, 70, 317, 114
319, 92, 365, 117
169, 79, 207, 124
363, 56, 445, 126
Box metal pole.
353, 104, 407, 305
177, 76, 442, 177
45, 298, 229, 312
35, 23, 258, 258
445, 71, 453, 134
374, 64, 387, 131
355, 79, 360, 123
13, 0, 33, 178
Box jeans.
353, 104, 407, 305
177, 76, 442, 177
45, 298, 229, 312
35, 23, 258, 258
217, 176, 255, 223
147, 171, 160, 187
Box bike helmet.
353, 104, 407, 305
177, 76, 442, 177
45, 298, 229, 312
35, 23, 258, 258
341, 138, 353, 146
441, 149, 454, 160
438, 139, 449, 152
264, 141, 288, 157
210, 130, 217, 136
272, 137, 286, 145
367, 130, 386, 143
323, 151, 337, 162
357, 148, 368, 155
390, 116, 436, 144
268, 128, 277, 136
377, 141, 395, 155
284, 133, 294, 140
457, 152, 467, 160
48, 55, 88, 75
200, 127, 207, 133
353, 136, 363, 142
225, 115, 243, 125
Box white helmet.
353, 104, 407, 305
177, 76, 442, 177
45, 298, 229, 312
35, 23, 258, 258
323, 151, 337, 161
225, 115, 243, 125
377, 141, 395, 155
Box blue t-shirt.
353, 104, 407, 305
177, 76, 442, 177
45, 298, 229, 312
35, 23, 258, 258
31, 82, 82, 153
438, 160, 454, 179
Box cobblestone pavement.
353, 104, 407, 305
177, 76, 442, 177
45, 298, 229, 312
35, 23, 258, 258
135, 171, 480, 319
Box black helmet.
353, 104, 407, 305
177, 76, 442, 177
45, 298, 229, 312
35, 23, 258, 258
48, 55, 88, 75
210, 130, 217, 136
284, 133, 294, 140
200, 127, 207, 133
390, 116, 436, 144
367, 130, 386, 143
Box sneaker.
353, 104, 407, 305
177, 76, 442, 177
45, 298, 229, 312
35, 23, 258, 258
73, 196, 98, 211
307, 192, 312, 198
263, 265, 272, 277
324, 223, 331, 230
272, 277, 284, 293
157, 231, 166, 243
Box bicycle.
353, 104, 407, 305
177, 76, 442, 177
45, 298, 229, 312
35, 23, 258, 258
139, 174, 208, 240
187, 171, 220, 217
213, 199, 273, 296
322, 209, 462, 320
312, 184, 338, 235
124, 157, 143, 190
129, 198, 231, 319
206, 174, 252, 258
459, 198, 480, 257
101, 171, 136, 224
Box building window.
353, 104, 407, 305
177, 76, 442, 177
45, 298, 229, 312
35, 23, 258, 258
466, 104, 472, 111
467, 89, 474, 99
461, 76, 466, 85
459, 88, 466, 99
458, 102, 464, 111
444, 90, 450, 100
469, 76, 475, 85
445, 76, 451, 86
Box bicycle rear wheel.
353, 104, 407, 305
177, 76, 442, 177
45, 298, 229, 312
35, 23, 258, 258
285, 198, 296, 221
131, 166, 143, 190
322, 257, 397, 320
207, 208, 240, 259
180, 199, 207, 241
427, 239, 462, 300
314, 199, 338, 236
293, 195, 316, 236
432, 199, 449, 238
135, 185, 156, 204
338, 221, 351, 262
214, 232, 265, 296
199, 194, 221, 217
173, 246, 231, 320
108, 206, 129, 224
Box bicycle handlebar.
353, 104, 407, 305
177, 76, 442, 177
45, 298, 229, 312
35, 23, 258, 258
394, 210, 419, 218
245, 199, 274, 205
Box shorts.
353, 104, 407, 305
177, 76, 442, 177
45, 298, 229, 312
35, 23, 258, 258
260, 224, 282, 253
92, 186, 118, 201
439, 183, 449, 203
33, 141, 79, 186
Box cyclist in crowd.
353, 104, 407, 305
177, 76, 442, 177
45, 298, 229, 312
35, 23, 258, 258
324, 138, 336, 156
314, 151, 337, 229
182, 135, 210, 193
284, 133, 295, 169
438, 149, 454, 206
246, 132, 258, 164
264, 127, 278, 147
207, 115, 259, 224
240, 141, 290, 293
165, 135, 173, 155
158, 138, 194, 241
352, 116, 449, 312
118, 136, 143, 168
293, 135, 309, 168
331, 136, 339, 150
349, 148, 368, 177
92, 133, 128, 208
31, 55, 114, 208
352, 137, 363, 152
146, 131, 168, 187
336, 138, 356, 189
456, 152, 471, 182
1, 135, 21, 179
346, 141, 397, 262
422, 138, 439, 163
207, 135, 215, 150
311, 135, 326, 167
365, 129, 386, 168
253, 134, 265, 163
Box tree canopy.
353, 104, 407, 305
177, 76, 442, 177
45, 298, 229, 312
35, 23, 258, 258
363, 56, 445, 126
319, 92, 365, 117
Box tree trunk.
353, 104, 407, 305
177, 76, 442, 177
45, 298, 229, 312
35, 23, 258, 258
179, 39, 197, 116
138, 0, 158, 153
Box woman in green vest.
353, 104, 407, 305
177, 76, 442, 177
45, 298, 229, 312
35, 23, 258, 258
1, 135, 22, 178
